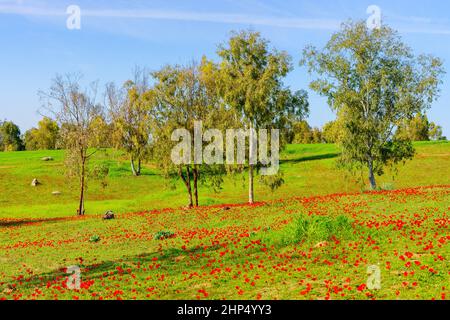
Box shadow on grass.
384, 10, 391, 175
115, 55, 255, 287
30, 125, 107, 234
0, 243, 224, 291
280, 153, 340, 165
108, 165, 158, 177
0, 217, 70, 228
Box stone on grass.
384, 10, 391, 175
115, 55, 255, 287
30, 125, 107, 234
31, 178, 41, 187
103, 211, 115, 220
52, 191, 62, 196
41, 157, 53, 161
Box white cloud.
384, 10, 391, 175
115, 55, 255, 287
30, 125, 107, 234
0, 3, 63, 16
0, 3, 340, 30
1, 2, 450, 35
88, 9, 342, 30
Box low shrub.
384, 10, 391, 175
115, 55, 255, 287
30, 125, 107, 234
89, 235, 101, 243
293, 215, 354, 243
154, 231, 175, 240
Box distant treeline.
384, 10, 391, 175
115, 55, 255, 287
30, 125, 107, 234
289, 113, 446, 144
0, 116, 113, 152
0, 112, 446, 153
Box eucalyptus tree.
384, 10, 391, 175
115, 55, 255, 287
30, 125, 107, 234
106, 68, 153, 176
301, 21, 444, 189
217, 30, 309, 203
151, 59, 235, 208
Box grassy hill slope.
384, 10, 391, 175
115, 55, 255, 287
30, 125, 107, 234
0, 141, 449, 218
0, 142, 449, 300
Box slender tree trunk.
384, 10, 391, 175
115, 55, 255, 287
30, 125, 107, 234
248, 122, 255, 204
78, 156, 86, 216
131, 157, 140, 176
186, 165, 193, 207
248, 164, 254, 204
137, 158, 141, 176
178, 165, 193, 208
130, 157, 137, 176
193, 165, 199, 207
368, 157, 377, 190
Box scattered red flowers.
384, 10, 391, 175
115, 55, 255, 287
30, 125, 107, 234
0, 185, 449, 300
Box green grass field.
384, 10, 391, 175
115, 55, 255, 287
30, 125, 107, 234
0, 142, 449, 300
1, 141, 449, 218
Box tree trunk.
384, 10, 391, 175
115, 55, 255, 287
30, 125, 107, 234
178, 165, 193, 208
248, 122, 256, 204
248, 164, 254, 204
131, 157, 140, 176
130, 157, 137, 177
368, 157, 377, 190
137, 158, 141, 176
186, 165, 193, 208
78, 156, 86, 216
193, 165, 199, 207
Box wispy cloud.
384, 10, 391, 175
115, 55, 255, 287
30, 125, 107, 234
385, 12, 450, 35
85, 9, 341, 30
398, 27, 450, 36
0, 3, 340, 31
1, 2, 450, 35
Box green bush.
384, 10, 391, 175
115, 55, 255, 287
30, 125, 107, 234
154, 231, 175, 240
293, 215, 354, 243
89, 235, 101, 243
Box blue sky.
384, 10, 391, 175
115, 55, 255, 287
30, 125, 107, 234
1, 0, 449, 136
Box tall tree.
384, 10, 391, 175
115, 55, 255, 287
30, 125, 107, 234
428, 122, 446, 141
218, 30, 308, 203
396, 113, 446, 141
322, 121, 340, 144
0, 121, 23, 151
89, 114, 113, 148
40, 74, 102, 215
290, 121, 323, 144
396, 113, 430, 141
290, 120, 312, 144
107, 68, 152, 176
151, 59, 233, 207
24, 117, 60, 150
301, 21, 444, 189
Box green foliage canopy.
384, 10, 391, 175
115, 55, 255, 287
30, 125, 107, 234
301, 21, 445, 189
